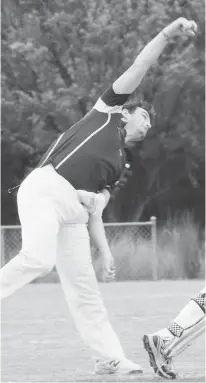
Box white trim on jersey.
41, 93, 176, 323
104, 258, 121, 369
40, 132, 65, 168
93, 98, 123, 114
55, 114, 111, 170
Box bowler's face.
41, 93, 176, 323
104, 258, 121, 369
123, 107, 151, 143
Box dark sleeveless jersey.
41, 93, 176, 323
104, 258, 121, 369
38, 86, 130, 192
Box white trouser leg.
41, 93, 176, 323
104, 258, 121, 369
0, 200, 59, 299
56, 225, 125, 361
0, 164, 88, 300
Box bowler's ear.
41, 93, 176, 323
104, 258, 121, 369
121, 108, 131, 123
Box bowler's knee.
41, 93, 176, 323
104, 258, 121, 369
19, 250, 55, 274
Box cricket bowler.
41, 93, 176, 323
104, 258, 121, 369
0, 17, 197, 375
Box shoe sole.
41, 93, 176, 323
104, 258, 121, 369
143, 335, 175, 379
118, 369, 143, 375
95, 366, 143, 375
95, 370, 143, 375
143, 335, 158, 371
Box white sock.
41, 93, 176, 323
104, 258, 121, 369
155, 328, 174, 341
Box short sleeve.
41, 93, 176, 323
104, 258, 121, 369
93, 85, 130, 114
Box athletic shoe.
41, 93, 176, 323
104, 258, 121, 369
143, 334, 176, 379
95, 358, 143, 375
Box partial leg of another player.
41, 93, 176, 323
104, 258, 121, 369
143, 288, 205, 379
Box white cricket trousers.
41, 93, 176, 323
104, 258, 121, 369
0, 164, 125, 361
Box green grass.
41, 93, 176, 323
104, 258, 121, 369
1, 280, 205, 382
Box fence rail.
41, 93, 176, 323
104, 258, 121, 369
1, 216, 157, 280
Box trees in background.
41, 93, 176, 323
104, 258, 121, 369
1, 0, 205, 224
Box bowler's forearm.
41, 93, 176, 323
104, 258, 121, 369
88, 215, 110, 255
134, 21, 179, 67
113, 30, 168, 94
134, 31, 168, 67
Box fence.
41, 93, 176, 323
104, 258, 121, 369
1, 217, 157, 280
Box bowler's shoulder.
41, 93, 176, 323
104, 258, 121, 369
93, 85, 130, 114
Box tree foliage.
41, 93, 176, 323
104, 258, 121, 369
1, 0, 205, 224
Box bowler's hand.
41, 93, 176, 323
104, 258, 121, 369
164, 17, 197, 39
99, 252, 115, 283
77, 189, 110, 216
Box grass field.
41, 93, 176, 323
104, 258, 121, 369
1, 280, 205, 382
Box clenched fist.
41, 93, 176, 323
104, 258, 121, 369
163, 17, 197, 39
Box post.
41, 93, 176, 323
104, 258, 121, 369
1, 228, 5, 267
150, 216, 157, 280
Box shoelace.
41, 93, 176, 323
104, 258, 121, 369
159, 343, 179, 379
160, 357, 179, 380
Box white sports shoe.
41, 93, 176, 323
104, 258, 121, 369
94, 358, 143, 375
143, 334, 176, 379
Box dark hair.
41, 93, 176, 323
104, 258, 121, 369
122, 99, 156, 123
